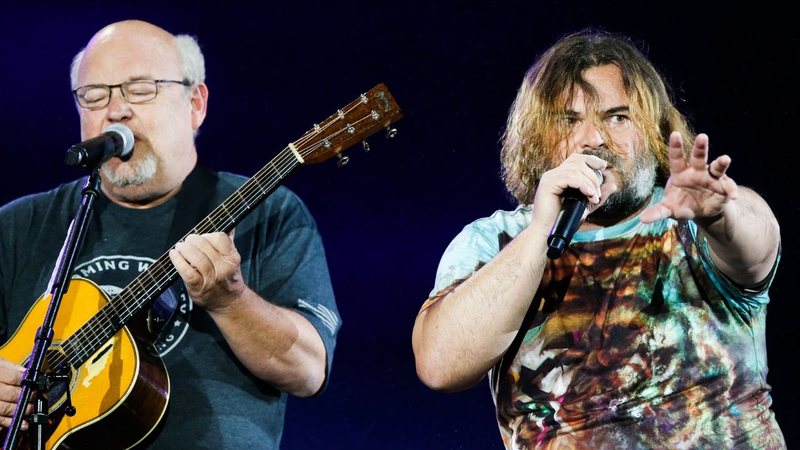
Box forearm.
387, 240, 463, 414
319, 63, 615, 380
412, 224, 549, 392
697, 187, 780, 287
208, 287, 327, 397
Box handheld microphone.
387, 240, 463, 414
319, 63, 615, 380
64, 123, 134, 168
546, 169, 604, 259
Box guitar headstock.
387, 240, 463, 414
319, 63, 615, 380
294, 83, 403, 164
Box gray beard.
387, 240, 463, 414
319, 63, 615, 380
101, 152, 158, 187
585, 148, 657, 220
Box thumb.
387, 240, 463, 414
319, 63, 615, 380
640, 204, 671, 224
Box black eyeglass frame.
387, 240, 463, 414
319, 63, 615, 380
72, 79, 193, 110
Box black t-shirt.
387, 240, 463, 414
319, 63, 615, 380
0, 167, 340, 449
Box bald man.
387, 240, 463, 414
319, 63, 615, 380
0, 20, 340, 449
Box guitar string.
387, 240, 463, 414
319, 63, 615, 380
61, 104, 380, 365
61, 109, 384, 367
73, 87, 396, 365
57, 147, 301, 365
58, 146, 303, 365
50, 96, 391, 368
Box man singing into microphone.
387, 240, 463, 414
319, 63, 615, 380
412, 30, 785, 449
0, 20, 339, 449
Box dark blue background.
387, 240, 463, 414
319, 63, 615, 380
1, 2, 796, 449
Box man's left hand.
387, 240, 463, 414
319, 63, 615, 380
169, 230, 245, 311
640, 131, 738, 223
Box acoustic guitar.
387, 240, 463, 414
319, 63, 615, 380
0, 83, 402, 449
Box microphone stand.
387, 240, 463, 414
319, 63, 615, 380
3, 167, 102, 450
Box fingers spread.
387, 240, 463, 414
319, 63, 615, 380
639, 203, 672, 224
708, 154, 732, 179
668, 131, 688, 174
689, 133, 710, 171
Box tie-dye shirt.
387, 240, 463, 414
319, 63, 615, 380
428, 188, 785, 449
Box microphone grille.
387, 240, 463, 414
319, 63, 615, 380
593, 168, 604, 184
103, 123, 135, 157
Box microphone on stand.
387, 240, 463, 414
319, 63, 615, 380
64, 123, 134, 168
546, 169, 604, 259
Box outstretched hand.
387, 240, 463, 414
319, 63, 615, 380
640, 132, 738, 223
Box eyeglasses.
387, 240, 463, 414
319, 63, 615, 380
72, 79, 192, 110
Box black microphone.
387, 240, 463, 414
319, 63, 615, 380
546, 169, 604, 259
64, 123, 134, 168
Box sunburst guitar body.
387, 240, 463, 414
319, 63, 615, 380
0, 83, 402, 449
0, 278, 168, 450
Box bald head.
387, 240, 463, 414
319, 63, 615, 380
71, 20, 205, 90
102, 20, 171, 37
90, 19, 174, 45
68, 19, 209, 208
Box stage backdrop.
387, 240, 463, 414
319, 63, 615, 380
1, 2, 797, 449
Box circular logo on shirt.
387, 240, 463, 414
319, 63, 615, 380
74, 255, 192, 356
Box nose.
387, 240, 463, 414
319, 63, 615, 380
105, 86, 132, 122
574, 119, 605, 150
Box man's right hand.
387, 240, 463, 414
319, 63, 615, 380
0, 357, 31, 430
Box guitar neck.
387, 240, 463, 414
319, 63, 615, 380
61, 148, 303, 367
57, 82, 402, 368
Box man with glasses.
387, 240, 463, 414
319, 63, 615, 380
0, 19, 340, 449
75, 79, 192, 109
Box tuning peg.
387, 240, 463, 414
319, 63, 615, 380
362, 140, 370, 153
336, 153, 350, 167
385, 126, 398, 139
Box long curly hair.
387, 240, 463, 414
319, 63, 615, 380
500, 29, 694, 205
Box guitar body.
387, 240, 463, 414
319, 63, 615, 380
0, 278, 169, 450
0, 83, 401, 449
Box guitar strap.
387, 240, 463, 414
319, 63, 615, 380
140, 164, 230, 342
166, 165, 225, 244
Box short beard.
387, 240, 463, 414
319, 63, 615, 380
101, 152, 158, 187
585, 147, 657, 222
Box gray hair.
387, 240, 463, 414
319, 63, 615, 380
70, 33, 206, 89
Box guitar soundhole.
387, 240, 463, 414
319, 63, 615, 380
91, 343, 113, 364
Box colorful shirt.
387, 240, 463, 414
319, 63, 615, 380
428, 188, 785, 449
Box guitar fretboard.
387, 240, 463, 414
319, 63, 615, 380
44, 83, 402, 371
63, 147, 302, 367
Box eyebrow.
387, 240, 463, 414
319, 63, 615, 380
128, 75, 157, 82
564, 105, 630, 117
604, 106, 630, 116
77, 76, 156, 88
